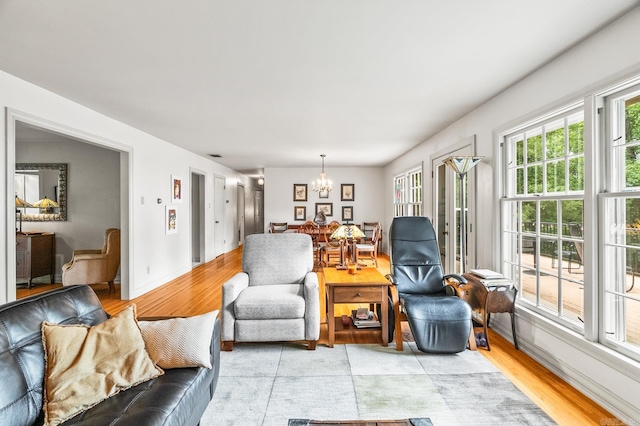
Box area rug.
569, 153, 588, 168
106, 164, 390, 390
200, 342, 556, 426
288, 418, 433, 425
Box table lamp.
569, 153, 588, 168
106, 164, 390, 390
330, 224, 365, 273
15, 195, 33, 233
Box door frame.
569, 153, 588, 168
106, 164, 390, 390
5, 109, 132, 301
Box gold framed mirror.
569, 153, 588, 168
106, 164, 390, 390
15, 163, 67, 221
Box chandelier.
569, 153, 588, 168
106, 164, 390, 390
312, 154, 333, 193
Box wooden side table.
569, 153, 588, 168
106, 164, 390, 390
16, 232, 56, 288
323, 267, 391, 348
455, 273, 518, 350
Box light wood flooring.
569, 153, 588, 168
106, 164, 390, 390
17, 247, 620, 426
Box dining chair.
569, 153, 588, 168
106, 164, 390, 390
323, 221, 345, 267
269, 222, 288, 233
298, 221, 322, 266
355, 223, 381, 267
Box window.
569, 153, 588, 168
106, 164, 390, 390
394, 167, 422, 217
502, 106, 585, 329
601, 86, 640, 357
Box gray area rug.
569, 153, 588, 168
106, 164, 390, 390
200, 342, 556, 426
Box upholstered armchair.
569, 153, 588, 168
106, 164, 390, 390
222, 233, 320, 351
62, 228, 121, 293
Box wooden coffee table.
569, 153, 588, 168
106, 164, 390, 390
323, 267, 391, 348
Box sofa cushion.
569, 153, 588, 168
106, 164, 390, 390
234, 284, 305, 319
41, 305, 163, 426
138, 310, 218, 369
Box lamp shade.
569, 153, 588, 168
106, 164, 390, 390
331, 224, 365, 240
32, 196, 59, 208
443, 156, 484, 175
15, 195, 33, 208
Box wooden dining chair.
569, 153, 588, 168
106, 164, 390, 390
323, 221, 345, 267
297, 221, 322, 266
356, 223, 381, 267
269, 222, 288, 233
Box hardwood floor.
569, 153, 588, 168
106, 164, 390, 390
17, 247, 618, 426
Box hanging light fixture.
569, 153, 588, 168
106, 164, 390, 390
312, 154, 333, 193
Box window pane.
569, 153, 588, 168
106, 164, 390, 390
626, 99, 640, 143
515, 135, 524, 166
562, 200, 583, 238
516, 168, 524, 195
527, 132, 543, 163
546, 123, 565, 160
522, 201, 536, 232
546, 160, 565, 193
539, 200, 557, 235
561, 276, 583, 323
568, 119, 584, 155
527, 165, 543, 194
568, 156, 585, 191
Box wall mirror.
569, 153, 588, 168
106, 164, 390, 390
15, 163, 67, 221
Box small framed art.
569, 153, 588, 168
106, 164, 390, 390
341, 184, 354, 201
166, 205, 178, 235
171, 175, 183, 203
342, 206, 353, 222
294, 206, 306, 221
318, 189, 329, 199
316, 202, 333, 217
293, 184, 308, 202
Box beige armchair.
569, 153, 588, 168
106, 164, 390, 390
62, 228, 121, 293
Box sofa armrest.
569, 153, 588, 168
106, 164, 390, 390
221, 272, 249, 341
303, 271, 320, 341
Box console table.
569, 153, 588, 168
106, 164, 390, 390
16, 232, 55, 288
455, 273, 518, 350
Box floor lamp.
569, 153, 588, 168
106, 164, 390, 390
443, 156, 483, 273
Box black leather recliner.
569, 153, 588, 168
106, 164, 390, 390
387, 216, 472, 354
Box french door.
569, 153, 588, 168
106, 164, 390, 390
432, 144, 477, 274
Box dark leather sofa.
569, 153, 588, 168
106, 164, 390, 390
0, 285, 220, 426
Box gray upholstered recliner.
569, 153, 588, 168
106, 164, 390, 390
222, 233, 320, 351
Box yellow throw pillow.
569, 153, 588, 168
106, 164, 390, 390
41, 305, 163, 426
138, 310, 218, 369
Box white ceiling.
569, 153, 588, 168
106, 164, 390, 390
1, 1, 637, 176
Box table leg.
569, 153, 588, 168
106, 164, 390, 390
327, 288, 335, 348
381, 287, 388, 346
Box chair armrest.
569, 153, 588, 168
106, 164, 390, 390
221, 272, 249, 341
443, 273, 467, 284
385, 273, 397, 285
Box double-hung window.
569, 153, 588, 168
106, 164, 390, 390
601, 84, 640, 357
502, 106, 585, 329
394, 167, 423, 217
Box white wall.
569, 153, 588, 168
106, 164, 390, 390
1, 70, 249, 303
264, 166, 386, 240
384, 7, 640, 423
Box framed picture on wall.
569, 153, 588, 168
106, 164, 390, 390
341, 184, 354, 201
316, 202, 333, 217
318, 189, 329, 199
293, 184, 308, 201
166, 205, 178, 235
342, 206, 353, 222
294, 206, 306, 221
171, 175, 183, 203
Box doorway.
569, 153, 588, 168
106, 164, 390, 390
431, 138, 477, 274
6, 110, 130, 302
214, 175, 226, 257
191, 170, 205, 266
237, 184, 245, 245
